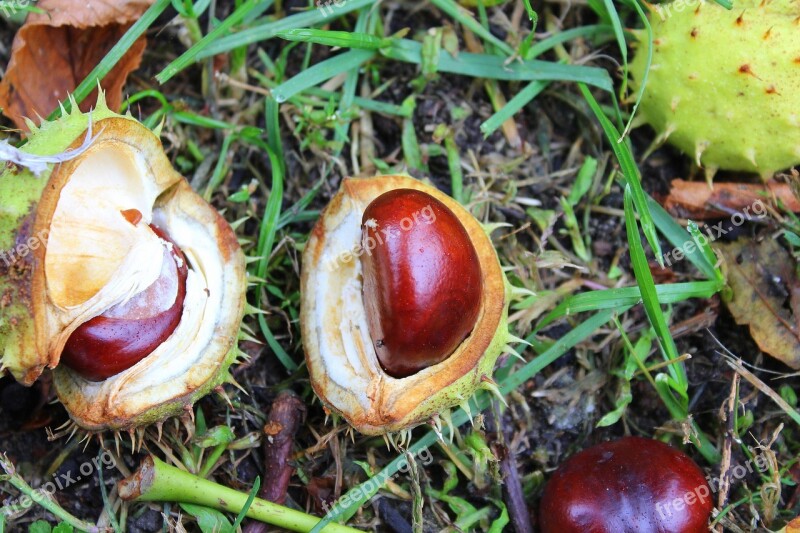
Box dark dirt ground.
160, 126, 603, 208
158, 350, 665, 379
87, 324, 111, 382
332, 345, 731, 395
0, 2, 798, 532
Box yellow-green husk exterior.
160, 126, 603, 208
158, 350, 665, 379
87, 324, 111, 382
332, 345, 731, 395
0, 100, 121, 384
0, 95, 247, 431
630, 0, 800, 175
300, 175, 515, 435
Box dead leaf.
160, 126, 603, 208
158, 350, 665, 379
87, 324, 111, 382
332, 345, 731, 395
663, 179, 800, 219
717, 239, 800, 369
0, 0, 155, 131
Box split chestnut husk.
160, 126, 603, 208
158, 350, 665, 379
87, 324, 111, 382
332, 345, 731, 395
300, 175, 514, 435
0, 95, 246, 431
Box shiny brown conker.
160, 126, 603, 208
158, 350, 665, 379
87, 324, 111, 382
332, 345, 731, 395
61, 224, 188, 381
360, 188, 482, 378
539, 436, 713, 533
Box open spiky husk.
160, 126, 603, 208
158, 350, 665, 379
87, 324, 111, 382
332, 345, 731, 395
300, 175, 514, 435
0, 95, 247, 431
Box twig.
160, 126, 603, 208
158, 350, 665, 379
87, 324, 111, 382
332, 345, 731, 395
485, 409, 532, 533
715, 373, 739, 533
243, 390, 306, 533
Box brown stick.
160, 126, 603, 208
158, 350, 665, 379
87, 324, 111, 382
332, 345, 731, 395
485, 409, 533, 533
662, 179, 800, 219
243, 390, 306, 533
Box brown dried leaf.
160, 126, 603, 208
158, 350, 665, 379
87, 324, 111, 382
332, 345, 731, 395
0, 0, 154, 131
663, 179, 800, 220
716, 239, 800, 369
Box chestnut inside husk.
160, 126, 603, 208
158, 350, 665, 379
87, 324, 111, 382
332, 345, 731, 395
0, 96, 246, 431
300, 175, 516, 435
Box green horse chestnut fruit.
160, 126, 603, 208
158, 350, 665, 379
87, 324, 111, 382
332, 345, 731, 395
629, 0, 800, 177
0, 94, 246, 431
301, 175, 522, 436
540, 437, 713, 533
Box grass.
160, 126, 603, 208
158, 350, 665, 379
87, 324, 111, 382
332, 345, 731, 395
2, 0, 798, 531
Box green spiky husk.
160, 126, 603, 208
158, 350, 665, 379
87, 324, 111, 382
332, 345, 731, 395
0, 96, 123, 383
0, 95, 247, 433
300, 175, 514, 436
53, 344, 241, 432
630, 0, 800, 176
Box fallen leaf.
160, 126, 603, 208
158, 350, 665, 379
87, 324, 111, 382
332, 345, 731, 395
716, 239, 800, 369
663, 179, 800, 219
0, 0, 154, 131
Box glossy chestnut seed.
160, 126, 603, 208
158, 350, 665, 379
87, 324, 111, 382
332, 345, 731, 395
540, 437, 712, 533
360, 188, 482, 378
62, 225, 188, 381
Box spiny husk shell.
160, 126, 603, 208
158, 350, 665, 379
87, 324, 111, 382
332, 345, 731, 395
0, 96, 121, 384
630, 0, 800, 176
0, 96, 246, 431
300, 175, 510, 435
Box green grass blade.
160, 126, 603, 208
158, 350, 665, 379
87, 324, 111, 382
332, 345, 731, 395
334, 7, 371, 145
384, 40, 612, 89
578, 83, 661, 260
272, 49, 376, 103
646, 196, 719, 280
619, 0, 652, 139
275, 29, 387, 49
428, 0, 513, 55
481, 81, 547, 138
535, 281, 720, 331
624, 185, 686, 393
156, 0, 262, 83
601, 0, 627, 92
196, 0, 376, 58
524, 25, 612, 60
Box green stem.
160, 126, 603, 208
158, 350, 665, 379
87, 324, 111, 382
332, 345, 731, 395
198, 443, 227, 479
119, 456, 361, 533
0, 455, 104, 533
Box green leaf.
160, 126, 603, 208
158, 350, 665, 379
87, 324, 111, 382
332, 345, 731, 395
28, 521, 51, 533
181, 504, 234, 533
193, 426, 235, 448
568, 157, 597, 206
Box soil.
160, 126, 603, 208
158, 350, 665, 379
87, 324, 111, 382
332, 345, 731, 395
0, 2, 798, 532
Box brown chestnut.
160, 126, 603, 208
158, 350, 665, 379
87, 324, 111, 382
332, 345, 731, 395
360, 188, 482, 378
540, 437, 713, 533
61, 225, 188, 381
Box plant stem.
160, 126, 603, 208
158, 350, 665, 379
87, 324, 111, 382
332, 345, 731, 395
0, 454, 105, 533
119, 456, 361, 533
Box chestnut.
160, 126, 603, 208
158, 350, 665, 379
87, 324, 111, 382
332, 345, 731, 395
300, 175, 512, 434
360, 189, 482, 378
0, 102, 247, 432
61, 224, 188, 381
539, 437, 713, 533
